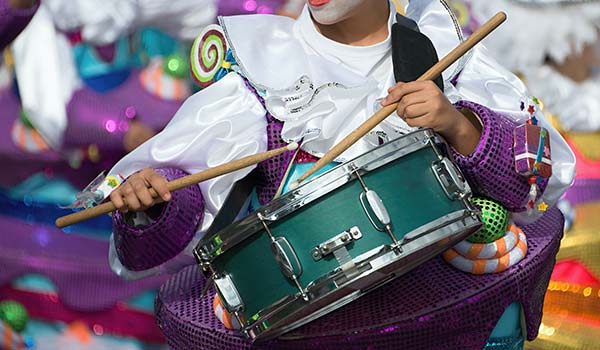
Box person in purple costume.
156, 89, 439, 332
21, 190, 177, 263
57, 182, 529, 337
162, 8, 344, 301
85, 0, 574, 348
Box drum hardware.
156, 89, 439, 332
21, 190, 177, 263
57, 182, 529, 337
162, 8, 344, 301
214, 273, 245, 313
311, 226, 363, 261
350, 163, 401, 247
311, 226, 363, 278
431, 158, 470, 200
258, 213, 309, 301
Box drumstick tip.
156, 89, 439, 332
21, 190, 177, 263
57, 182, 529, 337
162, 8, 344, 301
288, 180, 300, 191
287, 142, 299, 151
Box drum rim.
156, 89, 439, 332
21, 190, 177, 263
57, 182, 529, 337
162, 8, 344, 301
195, 128, 443, 261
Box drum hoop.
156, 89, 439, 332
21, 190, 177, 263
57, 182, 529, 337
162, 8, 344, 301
195, 129, 442, 260
241, 210, 482, 340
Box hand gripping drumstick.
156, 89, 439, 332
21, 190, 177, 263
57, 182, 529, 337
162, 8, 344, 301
289, 12, 507, 190
55, 143, 299, 228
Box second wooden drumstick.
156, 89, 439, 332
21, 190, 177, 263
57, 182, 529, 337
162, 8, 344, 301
55, 142, 299, 229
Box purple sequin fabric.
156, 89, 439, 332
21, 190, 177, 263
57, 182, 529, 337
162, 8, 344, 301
155, 208, 563, 350
113, 168, 204, 271
242, 79, 296, 205
0, 0, 38, 51
0, 216, 167, 312
451, 101, 547, 212
217, 0, 285, 16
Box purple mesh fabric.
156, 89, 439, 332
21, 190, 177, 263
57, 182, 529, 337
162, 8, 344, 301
242, 79, 296, 205
452, 101, 547, 212
62, 69, 181, 153
155, 207, 563, 350
0, 0, 38, 51
563, 178, 600, 206
113, 167, 204, 271
0, 216, 167, 312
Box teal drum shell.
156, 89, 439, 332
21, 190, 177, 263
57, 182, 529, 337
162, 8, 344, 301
196, 129, 482, 339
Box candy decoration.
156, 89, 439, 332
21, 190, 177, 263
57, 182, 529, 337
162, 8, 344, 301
0, 301, 28, 333
444, 230, 528, 274
140, 58, 191, 101
190, 25, 229, 88
0, 320, 26, 349
11, 110, 50, 153
468, 197, 508, 243
454, 223, 522, 260
213, 294, 240, 330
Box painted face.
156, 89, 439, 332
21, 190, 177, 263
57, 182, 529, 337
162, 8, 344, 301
308, 0, 366, 25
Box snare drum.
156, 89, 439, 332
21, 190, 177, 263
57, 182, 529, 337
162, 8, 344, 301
194, 129, 482, 340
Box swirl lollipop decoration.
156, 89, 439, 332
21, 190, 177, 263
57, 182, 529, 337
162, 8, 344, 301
190, 25, 229, 88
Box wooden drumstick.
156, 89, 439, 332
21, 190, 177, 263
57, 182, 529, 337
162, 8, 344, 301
55, 142, 299, 229
289, 12, 507, 189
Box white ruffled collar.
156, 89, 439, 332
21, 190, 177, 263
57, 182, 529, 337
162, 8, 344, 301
219, 0, 465, 161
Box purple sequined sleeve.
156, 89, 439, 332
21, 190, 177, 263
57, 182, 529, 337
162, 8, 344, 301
0, 0, 38, 51
451, 100, 545, 212
112, 167, 205, 272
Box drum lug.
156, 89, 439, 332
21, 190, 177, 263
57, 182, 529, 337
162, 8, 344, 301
431, 158, 470, 200
214, 273, 245, 313
258, 213, 309, 301
311, 226, 363, 261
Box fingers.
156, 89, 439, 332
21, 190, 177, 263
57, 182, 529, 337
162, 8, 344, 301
381, 81, 437, 106
146, 170, 171, 201
109, 169, 170, 213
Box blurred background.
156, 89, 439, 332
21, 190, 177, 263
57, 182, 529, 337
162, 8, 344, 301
0, 0, 598, 349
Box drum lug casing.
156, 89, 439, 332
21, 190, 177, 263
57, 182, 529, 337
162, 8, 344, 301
431, 157, 471, 200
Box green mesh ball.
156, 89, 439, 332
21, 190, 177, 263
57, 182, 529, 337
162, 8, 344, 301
468, 197, 508, 244
0, 301, 28, 332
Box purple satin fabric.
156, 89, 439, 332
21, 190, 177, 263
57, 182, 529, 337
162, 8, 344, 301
0, 215, 167, 312
155, 207, 563, 350
113, 167, 204, 271
451, 100, 547, 212
0, 0, 38, 51
563, 178, 600, 205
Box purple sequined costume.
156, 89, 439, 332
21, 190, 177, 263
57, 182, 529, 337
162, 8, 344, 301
110, 80, 560, 348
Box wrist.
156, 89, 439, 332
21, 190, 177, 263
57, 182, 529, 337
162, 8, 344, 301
443, 108, 482, 156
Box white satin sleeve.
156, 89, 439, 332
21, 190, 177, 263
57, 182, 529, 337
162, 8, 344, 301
106, 73, 267, 278
446, 46, 576, 224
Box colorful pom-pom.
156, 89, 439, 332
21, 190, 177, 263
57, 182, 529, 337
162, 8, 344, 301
0, 301, 28, 333
468, 197, 508, 243
190, 25, 229, 88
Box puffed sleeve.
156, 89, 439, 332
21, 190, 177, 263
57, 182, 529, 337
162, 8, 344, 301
445, 46, 576, 224
0, 0, 38, 51
105, 73, 268, 279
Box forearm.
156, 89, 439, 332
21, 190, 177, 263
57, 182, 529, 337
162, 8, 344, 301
0, 0, 38, 51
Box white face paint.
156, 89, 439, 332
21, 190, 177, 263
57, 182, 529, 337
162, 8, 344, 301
308, 0, 366, 25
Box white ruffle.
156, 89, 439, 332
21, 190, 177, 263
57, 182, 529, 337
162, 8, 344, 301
470, 0, 600, 69
106, 73, 268, 278
524, 65, 600, 132
44, 0, 217, 44
221, 0, 467, 161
